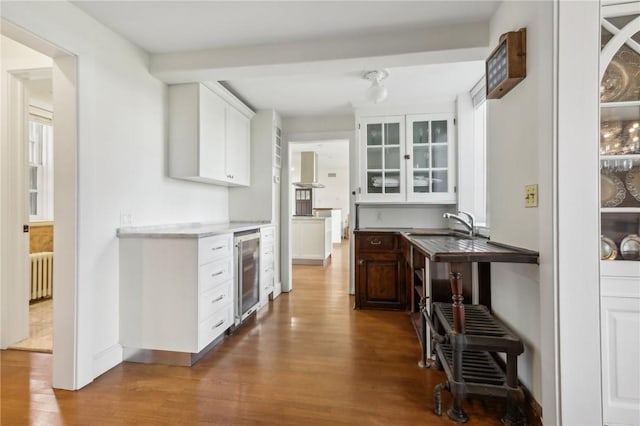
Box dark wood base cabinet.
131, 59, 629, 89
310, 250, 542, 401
355, 232, 406, 310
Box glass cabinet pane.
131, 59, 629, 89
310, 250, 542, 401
413, 145, 429, 169
432, 145, 448, 168
599, 7, 640, 270
368, 172, 383, 194
432, 170, 448, 193
385, 123, 400, 145
413, 171, 430, 193
413, 121, 429, 144
385, 147, 400, 169
363, 118, 403, 196
367, 147, 383, 169
384, 172, 401, 193
600, 105, 640, 155
431, 120, 448, 143
367, 123, 383, 146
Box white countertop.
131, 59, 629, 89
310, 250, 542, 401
116, 221, 270, 238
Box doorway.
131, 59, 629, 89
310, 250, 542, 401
8, 73, 55, 353
1, 24, 80, 390
287, 138, 351, 286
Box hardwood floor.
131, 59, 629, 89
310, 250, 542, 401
1, 241, 505, 425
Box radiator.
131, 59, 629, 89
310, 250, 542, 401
30, 252, 53, 301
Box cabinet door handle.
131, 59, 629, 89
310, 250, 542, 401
211, 270, 224, 277
358, 259, 364, 265
212, 295, 225, 303
370, 239, 382, 246
211, 246, 225, 251
211, 319, 225, 329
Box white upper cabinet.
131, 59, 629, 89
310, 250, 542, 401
169, 82, 254, 187
358, 112, 456, 204
359, 116, 406, 203
225, 105, 251, 185
406, 114, 456, 203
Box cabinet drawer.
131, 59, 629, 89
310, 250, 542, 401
198, 233, 233, 265
198, 305, 232, 351
357, 234, 397, 251
199, 257, 233, 293
198, 280, 232, 322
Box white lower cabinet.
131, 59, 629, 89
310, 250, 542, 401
259, 226, 275, 309
600, 262, 640, 426
120, 233, 234, 354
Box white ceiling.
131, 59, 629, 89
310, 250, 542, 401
71, 1, 499, 117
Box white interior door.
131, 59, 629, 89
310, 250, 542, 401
0, 72, 30, 348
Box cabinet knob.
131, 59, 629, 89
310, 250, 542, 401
358, 259, 364, 265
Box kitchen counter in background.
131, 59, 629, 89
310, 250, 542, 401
292, 216, 332, 266
116, 221, 270, 239
313, 208, 343, 244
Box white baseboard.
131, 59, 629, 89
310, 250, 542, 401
93, 344, 123, 379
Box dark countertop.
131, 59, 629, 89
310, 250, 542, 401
355, 227, 539, 264
406, 234, 539, 264
355, 227, 455, 235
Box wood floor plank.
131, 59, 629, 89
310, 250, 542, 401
1, 242, 506, 425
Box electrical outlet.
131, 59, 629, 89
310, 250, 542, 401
525, 184, 538, 208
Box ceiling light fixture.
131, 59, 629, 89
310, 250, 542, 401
363, 69, 389, 104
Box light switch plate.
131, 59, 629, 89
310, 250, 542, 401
525, 184, 538, 208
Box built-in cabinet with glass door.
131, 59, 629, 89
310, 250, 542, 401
599, 4, 640, 425
358, 113, 456, 203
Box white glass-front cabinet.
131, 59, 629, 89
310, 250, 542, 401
360, 116, 405, 202
406, 114, 456, 203
358, 113, 456, 203
599, 4, 640, 426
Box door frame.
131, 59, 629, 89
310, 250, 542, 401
281, 131, 356, 294
1, 20, 81, 390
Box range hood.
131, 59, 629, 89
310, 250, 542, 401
293, 152, 325, 188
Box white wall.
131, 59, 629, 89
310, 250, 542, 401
357, 204, 451, 229
484, 2, 604, 424
284, 115, 355, 134
2, 2, 229, 388
487, 0, 552, 407
315, 148, 350, 221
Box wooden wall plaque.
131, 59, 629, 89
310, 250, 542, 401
486, 28, 527, 99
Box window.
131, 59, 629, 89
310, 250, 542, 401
28, 106, 53, 221
470, 78, 488, 227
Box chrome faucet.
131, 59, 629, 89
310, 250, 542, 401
443, 210, 475, 237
